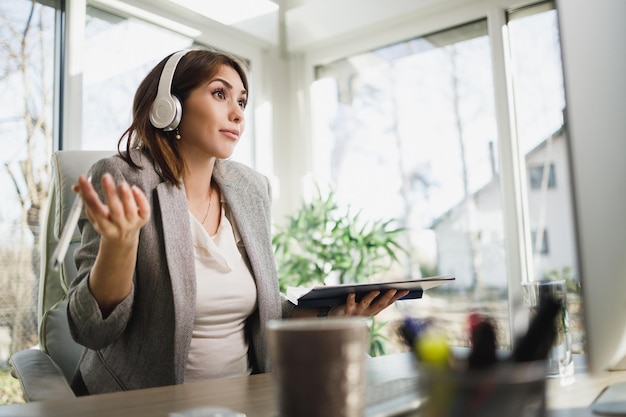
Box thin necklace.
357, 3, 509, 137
200, 185, 212, 225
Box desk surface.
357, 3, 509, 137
547, 368, 626, 417
1, 353, 624, 417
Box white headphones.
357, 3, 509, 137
149, 50, 190, 131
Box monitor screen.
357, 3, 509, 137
557, 0, 626, 376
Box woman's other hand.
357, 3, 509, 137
329, 289, 410, 317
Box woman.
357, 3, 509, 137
68, 48, 407, 395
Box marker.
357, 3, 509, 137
50, 176, 90, 271
414, 325, 451, 369
467, 314, 497, 370
398, 316, 430, 347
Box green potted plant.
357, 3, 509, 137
272, 187, 406, 356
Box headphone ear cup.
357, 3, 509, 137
150, 94, 182, 131
149, 50, 189, 131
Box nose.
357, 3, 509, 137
229, 101, 244, 124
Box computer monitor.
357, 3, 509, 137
556, 0, 626, 411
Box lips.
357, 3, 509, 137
220, 129, 240, 140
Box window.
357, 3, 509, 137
83, 7, 192, 151
529, 163, 556, 189
310, 2, 575, 352
311, 20, 509, 348
0, 0, 59, 367
82, 7, 255, 166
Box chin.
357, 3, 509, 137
224, 144, 239, 156
216, 149, 236, 160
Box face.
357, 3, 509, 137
177, 64, 247, 161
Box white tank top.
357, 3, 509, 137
184, 207, 258, 382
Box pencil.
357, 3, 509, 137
50, 176, 89, 271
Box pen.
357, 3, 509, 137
50, 176, 90, 271
512, 294, 561, 363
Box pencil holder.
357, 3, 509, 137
418, 361, 547, 417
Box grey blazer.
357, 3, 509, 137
67, 149, 283, 394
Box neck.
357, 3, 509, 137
182, 160, 216, 202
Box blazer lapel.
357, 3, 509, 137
156, 181, 196, 383
213, 169, 271, 283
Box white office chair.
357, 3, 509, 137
9, 150, 114, 402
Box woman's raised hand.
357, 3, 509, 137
75, 173, 151, 245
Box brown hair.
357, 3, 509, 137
117, 48, 249, 185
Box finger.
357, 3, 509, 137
84, 204, 107, 235
132, 185, 151, 223
358, 291, 380, 314
343, 293, 357, 315
372, 289, 400, 307
77, 175, 108, 219
359, 290, 381, 305
390, 289, 410, 304
377, 290, 408, 309
357, 290, 394, 317
347, 292, 357, 305
118, 181, 138, 220
102, 174, 126, 222
84, 205, 96, 225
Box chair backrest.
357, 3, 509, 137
38, 150, 114, 383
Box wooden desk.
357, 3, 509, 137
547, 369, 626, 417
0, 373, 277, 417
1, 353, 624, 417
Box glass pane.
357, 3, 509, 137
82, 7, 192, 151
311, 21, 508, 351
507, 5, 582, 352
0, 0, 57, 398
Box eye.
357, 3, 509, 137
238, 98, 247, 109
212, 88, 226, 100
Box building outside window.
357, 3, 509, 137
529, 163, 556, 189
531, 229, 550, 255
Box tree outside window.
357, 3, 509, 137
0, 0, 56, 368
